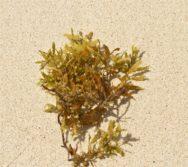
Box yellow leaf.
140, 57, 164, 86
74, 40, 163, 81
132, 45, 139, 55
116, 59, 126, 65
108, 120, 115, 135
125, 84, 144, 91
131, 75, 148, 81
64, 34, 80, 41
128, 60, 142, 74
44, 104, 58, 113
135, 66, 150, 72
114, 146, 125, 156
89, 39, 99, 47
103, 44, 110, 56
91, 130, 101, 143
52, 42, 55, 54
86, 32, 93, 40
39, 50, 48, 59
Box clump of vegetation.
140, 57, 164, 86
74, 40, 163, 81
36, 29, 149, 166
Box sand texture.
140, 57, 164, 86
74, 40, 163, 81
0, 0, 188, 167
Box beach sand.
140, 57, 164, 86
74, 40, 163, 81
1, 0, 187, 166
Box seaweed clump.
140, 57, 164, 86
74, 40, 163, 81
36, 30, 149, 166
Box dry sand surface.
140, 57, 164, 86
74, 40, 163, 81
0, 0, 188, 167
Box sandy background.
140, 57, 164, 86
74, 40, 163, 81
0, 0, 188, 167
